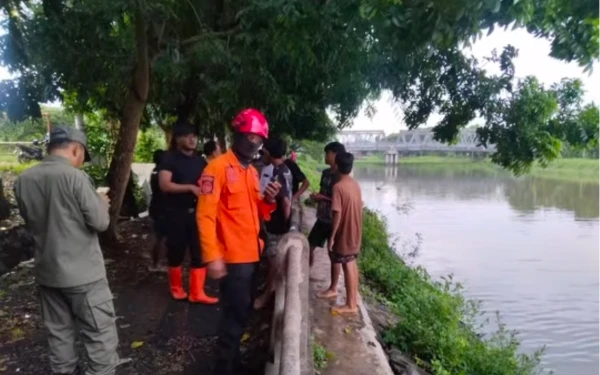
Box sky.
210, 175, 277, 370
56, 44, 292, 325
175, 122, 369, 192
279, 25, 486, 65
350, 28, 600, 135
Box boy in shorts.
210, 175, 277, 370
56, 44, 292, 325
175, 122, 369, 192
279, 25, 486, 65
308, 141, 345, 265
316, 152, 362, 315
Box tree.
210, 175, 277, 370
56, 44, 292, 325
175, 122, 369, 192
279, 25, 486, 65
0, 0, 597, 240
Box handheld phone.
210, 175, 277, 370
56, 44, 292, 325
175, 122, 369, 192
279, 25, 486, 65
270, 167, 279, 183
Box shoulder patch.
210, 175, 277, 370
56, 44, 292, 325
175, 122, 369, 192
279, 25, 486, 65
199, 175, 215, 195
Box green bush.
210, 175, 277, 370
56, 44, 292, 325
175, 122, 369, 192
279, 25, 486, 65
131, 172, 148, 213
360, 208, 543, 375
135, 128, 165, 163
296, 156, 326, 192
83, 164, 108, 186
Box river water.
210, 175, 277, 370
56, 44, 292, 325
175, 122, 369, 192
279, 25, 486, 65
353, 165, 599, 375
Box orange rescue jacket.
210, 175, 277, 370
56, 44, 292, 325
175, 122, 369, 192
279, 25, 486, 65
196, 149, 275, 264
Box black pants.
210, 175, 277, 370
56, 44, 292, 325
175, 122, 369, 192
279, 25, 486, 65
308, 219, 333, 248
165, 208, 202, 268
214, 262, 259, 374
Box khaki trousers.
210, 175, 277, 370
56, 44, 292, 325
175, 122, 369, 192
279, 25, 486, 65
38, 278, 120, 375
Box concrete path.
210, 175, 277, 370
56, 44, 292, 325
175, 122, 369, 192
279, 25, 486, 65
302, 208, 393, 375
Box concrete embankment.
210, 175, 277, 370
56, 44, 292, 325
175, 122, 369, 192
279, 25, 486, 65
302, 206, 394, 375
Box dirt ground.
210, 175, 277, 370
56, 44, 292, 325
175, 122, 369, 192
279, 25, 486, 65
0, 216, 273, 374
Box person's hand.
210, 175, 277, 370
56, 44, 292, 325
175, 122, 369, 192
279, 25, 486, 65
292, 193, 301, 202
264, 181, 281, 203
309, 192, 320, 201
189, 185, 202, 196
207, 259, 227, 279
327, 239, 334, 252
98, 193, 111, 206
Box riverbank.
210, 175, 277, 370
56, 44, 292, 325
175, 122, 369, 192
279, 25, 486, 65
357, 208, 544, 375
296, 158, 545, 374
354, 155, 599, 183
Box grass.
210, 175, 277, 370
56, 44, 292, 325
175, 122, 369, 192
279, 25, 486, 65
358, 208, 545, 375
0, 154, 17, 163
296, 154, 326, 192
312, 338, 332, 371
0, 162, 36, 175
354, 154, 598, 183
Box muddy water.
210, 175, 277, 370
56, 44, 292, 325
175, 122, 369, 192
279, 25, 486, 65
354, 165, 599, 375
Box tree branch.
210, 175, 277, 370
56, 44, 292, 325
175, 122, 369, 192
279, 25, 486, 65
180, 26, 240, 47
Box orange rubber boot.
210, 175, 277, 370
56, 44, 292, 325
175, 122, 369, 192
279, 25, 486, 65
188, 268, 219, 304
168, 267, 188, 300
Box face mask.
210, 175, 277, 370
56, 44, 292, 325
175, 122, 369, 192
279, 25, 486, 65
233, 133, 262, 161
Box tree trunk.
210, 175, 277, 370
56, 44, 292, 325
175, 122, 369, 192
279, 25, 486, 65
74, 114, 85, 131
0, 177, 11, 221
103, 9, 151, 243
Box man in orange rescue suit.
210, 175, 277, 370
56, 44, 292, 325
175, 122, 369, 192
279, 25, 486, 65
196, 108, 280, 375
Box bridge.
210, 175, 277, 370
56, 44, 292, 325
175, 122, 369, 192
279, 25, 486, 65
337, 129, 495, 155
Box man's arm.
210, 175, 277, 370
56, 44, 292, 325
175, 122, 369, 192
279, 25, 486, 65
287, 160, 310, 200
329, 185, 342, 250
196, 164, 224, 264
73, 172, 110, 232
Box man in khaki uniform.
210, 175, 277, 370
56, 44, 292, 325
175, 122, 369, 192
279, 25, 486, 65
14, 126, 120, 375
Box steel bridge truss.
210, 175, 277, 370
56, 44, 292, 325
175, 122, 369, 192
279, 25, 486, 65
338, 129, 494, 153
336, 130, 386, 144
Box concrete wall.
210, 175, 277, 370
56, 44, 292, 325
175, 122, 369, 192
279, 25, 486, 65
265, 203, 313, 375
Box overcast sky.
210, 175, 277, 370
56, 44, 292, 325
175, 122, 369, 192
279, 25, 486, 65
351, 28, 599, 135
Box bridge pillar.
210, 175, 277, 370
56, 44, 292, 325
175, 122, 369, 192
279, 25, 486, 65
385, 150, 398, 165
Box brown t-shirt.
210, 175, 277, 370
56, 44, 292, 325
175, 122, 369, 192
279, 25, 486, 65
331, 176, 363, 255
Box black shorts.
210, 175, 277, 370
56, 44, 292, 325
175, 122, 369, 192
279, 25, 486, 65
152, 215, 168, 237
307, 220, 332, 248
329, 252, 358, 264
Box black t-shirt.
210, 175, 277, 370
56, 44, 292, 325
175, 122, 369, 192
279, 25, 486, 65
157, 150, 207, 209
316, 168, 337, 223
265, 164, 292, 235
284, 159, 307, 196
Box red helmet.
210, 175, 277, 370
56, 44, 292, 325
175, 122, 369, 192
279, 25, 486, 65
232, 108, 269, 139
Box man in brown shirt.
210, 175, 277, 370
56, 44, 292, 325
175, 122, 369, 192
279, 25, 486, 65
316, 152, 363, 315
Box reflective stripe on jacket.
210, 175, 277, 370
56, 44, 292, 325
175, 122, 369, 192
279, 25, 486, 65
197, 149, 275, 264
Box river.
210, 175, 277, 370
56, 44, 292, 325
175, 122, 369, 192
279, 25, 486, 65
353, 165, 599, 375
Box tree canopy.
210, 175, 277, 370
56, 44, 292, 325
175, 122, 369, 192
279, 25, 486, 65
0, 0, 597, 175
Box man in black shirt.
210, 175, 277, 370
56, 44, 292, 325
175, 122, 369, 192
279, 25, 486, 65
254, 138, 292, 309
158, 123, 218, 304
149, 149, 167, 272
284, 157, 310, 202
308, 141, 345, 266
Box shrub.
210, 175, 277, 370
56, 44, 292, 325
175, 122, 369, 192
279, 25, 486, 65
359, 208, 544, 375
135, 128, 165, 163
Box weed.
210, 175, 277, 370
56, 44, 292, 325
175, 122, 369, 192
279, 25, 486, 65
312, 337, 332, 371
